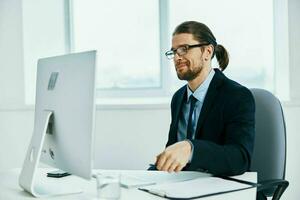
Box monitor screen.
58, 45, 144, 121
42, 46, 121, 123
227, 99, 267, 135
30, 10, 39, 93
36, 50, 96, 179
19, 50, 97, 197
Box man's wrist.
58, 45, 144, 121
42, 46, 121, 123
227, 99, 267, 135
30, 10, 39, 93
184, 139, 194, 163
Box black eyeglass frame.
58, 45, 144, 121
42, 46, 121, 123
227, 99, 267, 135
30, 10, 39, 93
165, 43, 210, 60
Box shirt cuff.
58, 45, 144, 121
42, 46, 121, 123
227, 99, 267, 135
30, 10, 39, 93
184, 139, 194, 163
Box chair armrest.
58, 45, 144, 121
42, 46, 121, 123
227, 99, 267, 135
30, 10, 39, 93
257, 179, 289, 200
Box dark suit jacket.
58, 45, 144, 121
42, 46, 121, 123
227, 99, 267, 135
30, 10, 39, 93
166, 68, 255, 176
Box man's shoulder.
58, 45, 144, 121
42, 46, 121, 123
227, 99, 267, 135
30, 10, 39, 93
219, 75, 254, 105
213, 69, 253, 102
214, 69, 250, 94
225, 79, 252, 96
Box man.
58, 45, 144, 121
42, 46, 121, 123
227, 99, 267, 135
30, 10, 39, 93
155, 21, 255, 176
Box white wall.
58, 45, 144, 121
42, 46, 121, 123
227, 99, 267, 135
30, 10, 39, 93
0, 0, 24, 107
94, 107, 170, 169
22, 0, 67, 104
0, 0, 299, 199
0, 107, 170, 170
289, 0, 300, 101
284, 105, 300, 200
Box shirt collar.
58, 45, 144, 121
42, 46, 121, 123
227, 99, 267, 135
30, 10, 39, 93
187, 69, 215, 103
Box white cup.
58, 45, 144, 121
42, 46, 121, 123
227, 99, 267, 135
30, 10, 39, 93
96, 173, 121, 200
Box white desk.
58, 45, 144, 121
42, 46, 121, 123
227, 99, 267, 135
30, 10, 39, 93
0, 168, 257, 200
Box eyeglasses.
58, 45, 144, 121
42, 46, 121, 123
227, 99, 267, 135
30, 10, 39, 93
165, 43, 209, 60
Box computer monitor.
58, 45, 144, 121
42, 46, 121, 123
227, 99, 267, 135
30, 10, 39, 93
19, 50, 97, 197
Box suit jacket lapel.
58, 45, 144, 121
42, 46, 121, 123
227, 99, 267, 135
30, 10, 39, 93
195, 69, 224, 136
174, 87, 186, 128
171, 86, 186, 143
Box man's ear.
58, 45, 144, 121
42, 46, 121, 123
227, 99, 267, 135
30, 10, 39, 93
205, 44, 214, 59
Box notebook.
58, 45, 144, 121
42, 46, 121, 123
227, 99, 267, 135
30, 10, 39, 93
139, 176, 258, 199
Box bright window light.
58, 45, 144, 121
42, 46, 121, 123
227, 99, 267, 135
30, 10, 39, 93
71, 0, 161, 89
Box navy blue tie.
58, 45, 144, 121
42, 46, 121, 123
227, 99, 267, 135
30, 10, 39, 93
187, 95, 197, 139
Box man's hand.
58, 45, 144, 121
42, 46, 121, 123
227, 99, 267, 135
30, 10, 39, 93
155, 141, 192, 173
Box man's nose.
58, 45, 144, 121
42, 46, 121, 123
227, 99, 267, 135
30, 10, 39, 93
174, 53, 182, 62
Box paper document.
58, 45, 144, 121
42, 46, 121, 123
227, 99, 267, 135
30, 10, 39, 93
120, 174, 156, 188
119, 171, 211, 188
139, 176, 256, 199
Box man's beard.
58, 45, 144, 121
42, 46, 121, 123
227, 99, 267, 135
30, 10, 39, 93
176, 65, 203, 81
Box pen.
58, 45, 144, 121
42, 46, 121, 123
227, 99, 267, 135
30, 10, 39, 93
148, 164, 157, 171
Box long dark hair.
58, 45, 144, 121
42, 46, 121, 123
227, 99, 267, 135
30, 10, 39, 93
173, 21, 229, 71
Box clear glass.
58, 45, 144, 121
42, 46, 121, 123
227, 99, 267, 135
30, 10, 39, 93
72, 0, 161, 89
96, 173, 121, 199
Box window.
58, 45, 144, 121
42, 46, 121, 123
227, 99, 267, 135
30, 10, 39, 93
70, 0, 277, 98
71, 0, 162, 93
23, 0, 289, 104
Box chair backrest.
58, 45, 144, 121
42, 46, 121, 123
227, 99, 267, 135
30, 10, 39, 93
250, 89, 287, 185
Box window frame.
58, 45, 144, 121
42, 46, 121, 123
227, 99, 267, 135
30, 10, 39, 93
67, 0, 172, 99
65, 0, 289, 102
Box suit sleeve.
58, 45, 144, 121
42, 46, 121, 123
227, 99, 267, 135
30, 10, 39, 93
189, 87, 255, 176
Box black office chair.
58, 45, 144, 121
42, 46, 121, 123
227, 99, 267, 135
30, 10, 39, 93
250, 88, 289, 200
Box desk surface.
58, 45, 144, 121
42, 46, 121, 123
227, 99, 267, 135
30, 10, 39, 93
0, 168, 257, 200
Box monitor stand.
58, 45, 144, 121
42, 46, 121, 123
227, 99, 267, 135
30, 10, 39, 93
18, 110, 83, 197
